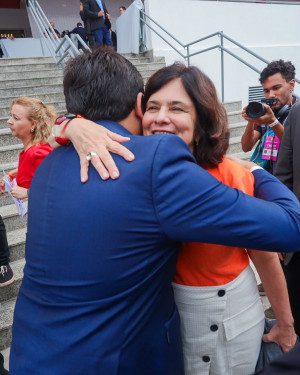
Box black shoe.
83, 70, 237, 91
265, 306, 276, 320
0, 264, 14, 287
258, 283, 266, 296
0, 352, 8, 375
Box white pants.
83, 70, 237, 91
173, 265, 265, 375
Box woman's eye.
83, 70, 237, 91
171, 107, 183, 112
146, 106, 158, 112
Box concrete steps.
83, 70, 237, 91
0, 298, 15, 351
0, 202, 27, 233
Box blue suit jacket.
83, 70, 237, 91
10, 121, 300, 375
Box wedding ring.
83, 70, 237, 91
86, 151, 97, 161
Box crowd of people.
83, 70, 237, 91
1, 47, 300, 374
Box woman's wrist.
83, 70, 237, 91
52, 114, 84, 145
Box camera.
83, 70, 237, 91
246, 98, 279, 119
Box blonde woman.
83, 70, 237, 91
0, 97, 55, 287
0, 96, 56, 199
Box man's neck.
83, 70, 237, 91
287, 94, 294, 106
119, 110, 143, 136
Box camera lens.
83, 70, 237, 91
246, 102, 266, 119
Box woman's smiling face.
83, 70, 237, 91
142, 79, 197, 152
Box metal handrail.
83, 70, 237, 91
206, 0, 300, 5
140, 10, 300, 101
28, 0, 90, 69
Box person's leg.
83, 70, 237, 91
284, 253, 300, 336
103, 25, 113, 46
0, 215, 9, 266
92, 28, 104, 46
0, 215, 14, 287
87, 34, 96, 47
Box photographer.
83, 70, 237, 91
242, 60, 297, 174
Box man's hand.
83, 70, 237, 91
242, 105, 256, 124
106, 13, 111, 19
252, 104, 277, 126
226, 155, 257, 171
0, 179, 5, 194
10, 186, 28, 200
99, 10, 105, 17
263, 323, 297, 353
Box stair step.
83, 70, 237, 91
0, 68, 63, 81
228, 135, 243, 154
1, 63, 62, 74
0, 57, 54, 66
0, 92, 65, 108
0, 83, 63, 98
0, 202, 28, 232
227, 110, 244, 125
0, 76, 63, 90
223, 100, 242, 113
0, 144, 23, 164
7, 228, 26, 262
0, 297, 16, 351
229, 121, 248, 138
130, 62, 166, 71
0, 129, 23, 147
0, 160, 19, 172
0, 193, 16, 208
0, 258, 25, 303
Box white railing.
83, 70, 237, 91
27, 0, 90, 69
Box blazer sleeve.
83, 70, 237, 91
274, 103, 296, 190
151, 135, 300, 252
83, 0, 101, 19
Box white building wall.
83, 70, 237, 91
145, 0, 300, 105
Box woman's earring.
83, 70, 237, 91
31, 128, 35, 133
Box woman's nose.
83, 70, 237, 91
155, 107, 170, 124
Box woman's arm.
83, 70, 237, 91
248, 249, 296, 352
48, 118, 134, 182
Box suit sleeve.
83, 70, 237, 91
152, 135, 300, 252
274, 103, 297, 190
83, 0, 101, 19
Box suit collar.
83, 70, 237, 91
95, 120, 133, 137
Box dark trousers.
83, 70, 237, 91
93, 24, 113, 46
284, 252, 300, 336
0, 215, 9, 266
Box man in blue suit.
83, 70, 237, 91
10, 49, 300, 375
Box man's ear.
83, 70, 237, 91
289, 79, 296, 91
135, 92, 144, 120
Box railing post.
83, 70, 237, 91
186, 45, 190, 66
220, 31, 224, 103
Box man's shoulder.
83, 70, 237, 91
291, 101, 300, 112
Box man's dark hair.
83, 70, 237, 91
63, 48, 144, 122
259, 60, 296, 84
143, 63, 229, 168
77, 22, 83, 27
120, 6, 126, 10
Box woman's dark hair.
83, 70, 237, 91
63, 47, 144, 122
143, 63, 229, 168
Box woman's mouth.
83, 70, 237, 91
153, 130, 174, 135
